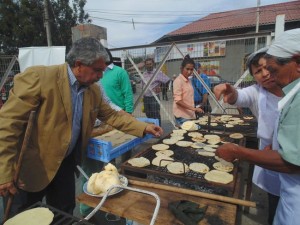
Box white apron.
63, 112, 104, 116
253, 87, 281, 196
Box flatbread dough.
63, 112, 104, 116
198, 151, 215, 157
203, 146, 216, 152
4, 207, 54, 225
152, 156, 174, 167
192, 137, 206, 143
187, 132, 203, 138
204, 170, 233, 184
162, 138, 178, 145
229, 133, 244, 139
172, 129, 187, 134
204, 134, 221, 140
191, 142, 206, 149
128, 157, 150, 167
152, 143, 169, 151
155, 150, 174, 157
213, 161, 234, 172
170, 136, 184, 141
189, 163, 210, 174
176, 141, 193, 147
181, 121, 198, 131
167, 162, 189, 174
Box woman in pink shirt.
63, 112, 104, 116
173, 55, 204, 125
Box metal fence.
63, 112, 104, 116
110, 35, 269, 129
0, 34, 269, 130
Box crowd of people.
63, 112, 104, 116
0, 28, 300, 225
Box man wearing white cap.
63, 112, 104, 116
215, 28, 300, 225
214, 47, 283, 224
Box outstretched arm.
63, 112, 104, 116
213, 83, 238, 104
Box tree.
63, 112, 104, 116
0, 0, 90, 55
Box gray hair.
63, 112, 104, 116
66, 37, 109, 67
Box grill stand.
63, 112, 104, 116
79, 185, 160, 225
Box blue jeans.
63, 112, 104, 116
175, 117, 190, 126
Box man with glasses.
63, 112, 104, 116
0, 37, 163, 218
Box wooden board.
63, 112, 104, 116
77, 184, 237, 225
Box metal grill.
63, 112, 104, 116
27, 202, 94, 225
200, 114, 258, 137
121, 132, 242, 196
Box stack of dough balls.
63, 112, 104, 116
87, 163, 121, 195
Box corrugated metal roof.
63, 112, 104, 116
167, 1, 300, 37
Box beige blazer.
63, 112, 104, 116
0, 63, 147, 191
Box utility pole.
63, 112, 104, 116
44, 0, 52, 46
254, 0, 260, 51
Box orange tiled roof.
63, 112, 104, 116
167, 1, 300, 37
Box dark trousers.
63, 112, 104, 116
267, 193, 280, 225
4, 153, 76, 217
143, 95, 161, 126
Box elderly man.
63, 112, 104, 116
0, 37, 162, 217
216, 28, 300, 225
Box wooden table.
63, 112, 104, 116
77, 184, 237, 225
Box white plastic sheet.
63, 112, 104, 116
18, 46, 66, 72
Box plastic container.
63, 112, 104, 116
87, 118, 159, 162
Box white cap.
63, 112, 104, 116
267, 28, 300, 58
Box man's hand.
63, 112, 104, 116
0, 182, 17, 197
144, 124, 163, 137
195, 107, 204, 113
216, 143, 239, 162
213, 83, 237, 103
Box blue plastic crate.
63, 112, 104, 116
87, 117, 159, 162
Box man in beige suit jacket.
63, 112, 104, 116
0, 37, 162, 217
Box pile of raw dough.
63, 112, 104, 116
87, 163, 121, 195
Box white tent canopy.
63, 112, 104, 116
18, 46, 66, 72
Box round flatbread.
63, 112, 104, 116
203, 146, 216, 152
155, 150, 174, 157
170, 136, 184, 141
152, 143, 169, 151
4, 207, 54, 225
152, 156, 174, 167
210, 122, 218, 127
181, 121, 198, 131
128, 157, 150, 168
213, 161, 234, 172
229, 133, 244, 139
189, 163, 210, 174
170, 132, 184, 137
192, 136, 206, 143
243, 116, 254, 120
206, 139, 220, 145
167, 162, 189, 174
188, 132, 203, 138
176, 141, 193, 147
204, 134, 221, 140
172, 129, 187, 134
162, 138, 178, 145
198, 151, 215, 157
206, 144, 219, 148
191, 142, 206, 149
225, 124, 234, 128
204, 170, 233, 184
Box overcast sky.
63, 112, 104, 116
84, 0, 293, 48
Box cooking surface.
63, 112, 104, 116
121, 131, 243, 196
26, 202, 94, 225
199, 114, 258, 137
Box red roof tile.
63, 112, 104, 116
168, 1, 300, 36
